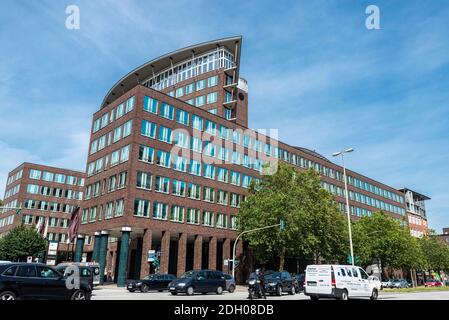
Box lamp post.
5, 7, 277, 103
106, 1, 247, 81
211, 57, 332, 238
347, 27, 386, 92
332, 148, 355, 265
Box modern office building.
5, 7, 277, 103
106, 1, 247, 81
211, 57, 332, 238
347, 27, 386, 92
398, 188, 430, 238
0, 163, 92, 262
77, 36, 409, 286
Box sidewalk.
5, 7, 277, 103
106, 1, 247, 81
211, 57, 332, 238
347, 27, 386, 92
94, 283, 249, 292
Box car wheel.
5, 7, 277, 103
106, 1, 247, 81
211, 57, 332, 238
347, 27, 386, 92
276, 285, 282, 296
128, 289, 135, 293
140, 284, 149, 293
0, 291, 16, 301
228, 285, 236, 293
71, 290, 88, 300
370, 289, 378, 301
186, 286, 194, 296
340, 289, 349, 301
289, 286, 296, 295
216, 285, 224, 295
171, 292, 178, 295
310, 296, 319, 301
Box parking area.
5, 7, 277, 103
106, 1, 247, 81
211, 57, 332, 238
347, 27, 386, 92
91, 285, 449, 300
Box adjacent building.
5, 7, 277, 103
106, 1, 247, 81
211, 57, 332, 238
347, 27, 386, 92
0, 163, 92, 262
398, 188, 430, 238
76, 36, 410, 286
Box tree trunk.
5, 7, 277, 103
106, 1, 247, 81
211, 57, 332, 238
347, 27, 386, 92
279, 247, 286, 271
314, 252, 320, 264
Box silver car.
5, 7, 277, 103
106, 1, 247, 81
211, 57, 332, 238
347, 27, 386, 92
223, 273, 236, 293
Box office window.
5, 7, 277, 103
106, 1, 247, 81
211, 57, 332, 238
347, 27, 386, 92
189, 160, 201, 176
29, 169, 41, 180
138, 145, 154, 163
175, 87, 184, 98
216, 213, 227, 229
175, 131, 189, 148
205, 120, 217, 135
170, 206, 185, 223
111, 150, 120, 166
186, 99, 194, 106
98, 135, 106, 150
153, 202, 168, 220
113, 126, 122, 143
203, 164, 215, 180
120, 145, 130, 162
123, 120, 132, 137
42, 172, 54, 182
207, 75, 218, 87
27, 184, 39, 194
231, 193, 241, 208
54, 174, 66, 184
172, 180, 186, 197
188, 183, 201, 200
115, 199, 124, 217
230, 171, 241, 186
116, 103, 124, 119
156, 150, 171, 168
231, 151, 241, 165
203, 187, 215, 203
242, 174, 252, 188
208, 108, 217, 115
155, 176, 170, 193
176, 109, 189, 126
207, 92, 218, 104
196, 79, 206, 91
202, 211, 214, 227
204, 142, 216, 157
219, 125, 230, 140
217, 167, 229, 183
217, 190, 228, 205
160, 103, 174, 120
230, 215, 237, 230
90, 139, 98, 154
141, 120, 156, 138
136, 171, 152, 190
134, 199, 150, 218
185, 83, 194, 95
195, 95, 206, 107
225, 107, 232, 120
218, 147, 230, 162
93, 118, 101, 133
173, 156, 187, 172
158, 126, 173, 143
118, 171, 127, 188
95, 158, 104, 174
192, 115, 203, 130
143, 96, 158, 114
190, 136, 203, 153
168, 91, 174, 97
187, 208, 200, 224
101, 113, 109, 128
232, 131, 241, 145
243, 154, 252, 168
125, 96, 135, 113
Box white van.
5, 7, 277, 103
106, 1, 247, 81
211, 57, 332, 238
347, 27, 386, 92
304, 265, 378, 300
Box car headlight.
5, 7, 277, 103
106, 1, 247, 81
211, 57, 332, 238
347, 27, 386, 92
177, 283, 186, 287
249, 279, 256, 285
269, 282, 276, 286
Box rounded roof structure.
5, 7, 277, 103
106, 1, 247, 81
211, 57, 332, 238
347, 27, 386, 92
101, 36, 242, 108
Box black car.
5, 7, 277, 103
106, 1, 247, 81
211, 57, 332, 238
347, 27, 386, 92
126, 274, 176, 292
264, 271, 296, 296
0, 262, 92, 300
55, 262, 98, 289
169, 270, 226, 295
291, 273, 305, 292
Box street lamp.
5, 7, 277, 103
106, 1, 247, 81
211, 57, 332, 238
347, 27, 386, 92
332, 148, 355, 265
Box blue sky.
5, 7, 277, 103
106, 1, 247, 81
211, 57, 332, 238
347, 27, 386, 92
0, 0, 448, 231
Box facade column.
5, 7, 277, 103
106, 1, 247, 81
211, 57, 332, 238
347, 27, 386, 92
222, 238, 231, 274
133, 237, 143, 279
140, 229, 153, 278
177, 233, 187, 277
193, 235, 203, 270
208, 237, 217, 270
98, 231, 109, 285
117, 227, 131, 287
91, 232, 101, 263
235, 240, 244, 284
74, 235, 85, 262
160, 231, 170, 274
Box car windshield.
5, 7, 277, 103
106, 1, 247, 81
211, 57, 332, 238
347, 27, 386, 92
180, 271, 195, 279
264, 272, 281, 279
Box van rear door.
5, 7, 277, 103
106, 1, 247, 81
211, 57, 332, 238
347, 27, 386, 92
306, 265, 332, 295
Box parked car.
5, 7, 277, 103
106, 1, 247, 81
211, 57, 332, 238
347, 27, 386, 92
223, 273, 236, 293
381, 279, 393, 289
55, 262, 99, 288
169, 270, 226, 295
0, 262, 92, 300
291, 273, 305, 292
304, 265, 378, 300
425, 279, 443, 287
126, 273, 176, 292
264, 271, 296, 296
368, 276, 382, 290
390, 279, 410, 289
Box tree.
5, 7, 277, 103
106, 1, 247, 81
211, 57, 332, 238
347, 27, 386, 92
0, 225, 46, 261
352, 211, 424, 273
419, 235, 449, 277
0, 199, 3, 207
238, 163, 348, 270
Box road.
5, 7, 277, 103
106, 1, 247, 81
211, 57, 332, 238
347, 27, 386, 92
92, 286, 449, 300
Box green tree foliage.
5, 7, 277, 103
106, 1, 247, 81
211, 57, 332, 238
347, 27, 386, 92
238, 163, 348, 270
419, 235, 449, 275
352, 211, 425, 270
0, 225, 46, 261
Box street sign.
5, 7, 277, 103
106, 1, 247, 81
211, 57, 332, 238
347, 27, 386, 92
279, 219, 285, 231
347, 254, 361, 265
223, 259, 229, 266
147, 250, 156, 262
